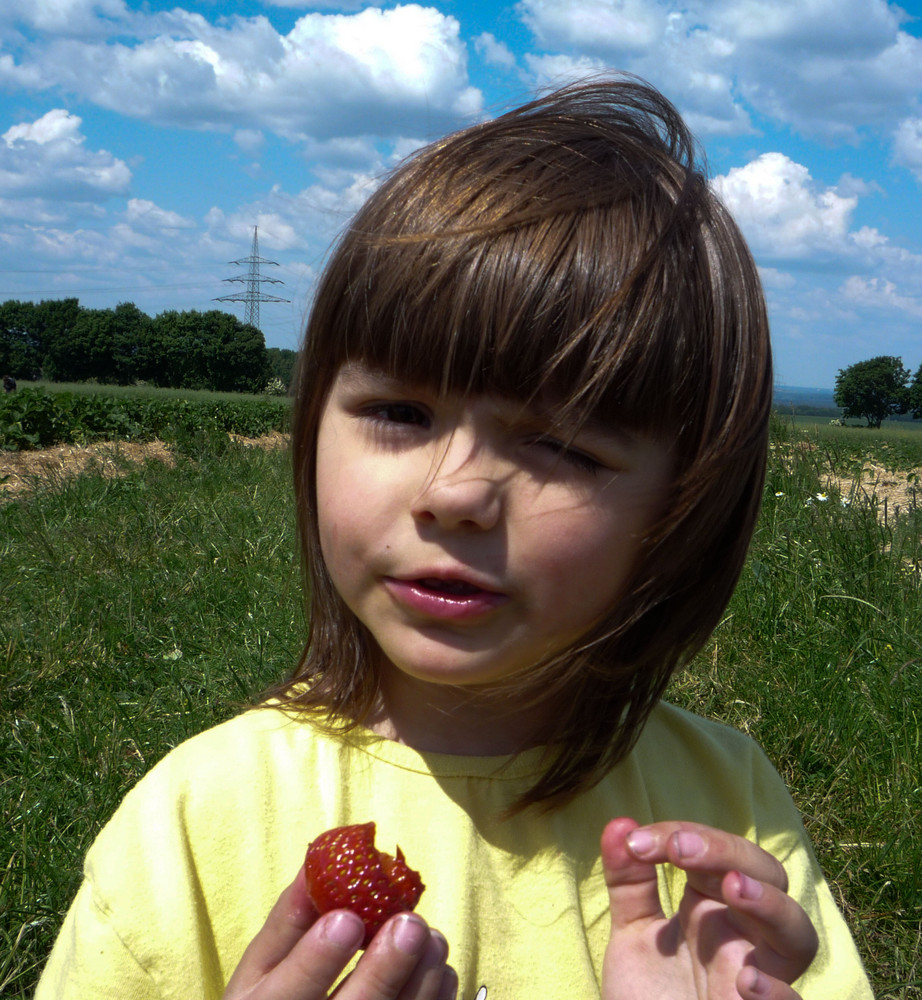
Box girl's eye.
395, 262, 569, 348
532, 436, 602, 475
363, 402, 430, 428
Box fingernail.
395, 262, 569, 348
321, 911, 364, 951
391, 912, 428, 954
742, 966, 771, 997
737, 872, 764, 900
626, 829, 654, 856
438, 966, 459, 1000
675, 831, 705, 859
427, 929, 449, 964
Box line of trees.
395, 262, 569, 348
0, 298, 298, 394
834, 355, 922, 428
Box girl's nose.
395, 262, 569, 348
411, 443, 504, 531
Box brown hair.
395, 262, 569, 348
271, 76, 772, 810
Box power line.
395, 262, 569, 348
1, 281, 215, 296
214, 227, 290, 332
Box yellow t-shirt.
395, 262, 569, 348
37, 702, 873, 999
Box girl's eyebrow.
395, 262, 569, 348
498, 405, 649, 459
551, 417, 645, 453
337, 364, 648, 449
511, 393, 643, 449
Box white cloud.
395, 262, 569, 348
835, 173, 882, 198
893, 117, 922, 182
712, 153, 857, 259
0, 108, 131, 201
515, 0, 922, 141
124, 198, 195, 231
0, 0, 128, 36
841, 276, 922, 318
233, 129, 265, 154
4, 107, 80, 145
0, 5, 483, 143
524, 52, 608, 88
758, 266, 796, 290
261, 0, 368, 8
519, 0, 666, 53
204, 172, 383, 257
474, 32, 517, 70
708, 0, 902, 52
518, 2, 749, 136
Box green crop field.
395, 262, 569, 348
1, 412, 920, 997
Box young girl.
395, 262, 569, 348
37, 78, 872, 1000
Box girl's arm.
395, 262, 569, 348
223, 866, 457, 1000
602, 818, 819, 1000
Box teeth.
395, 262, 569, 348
420, 578, 479, 595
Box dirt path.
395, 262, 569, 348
825, 463, 921, 520
1, 433, 289, 501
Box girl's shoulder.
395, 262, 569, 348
148, 705, 308, 771
620, 701, 801, 837
640, 700, 769, 757
111, 706, 339, 820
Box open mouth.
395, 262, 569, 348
416, 577, 483, 595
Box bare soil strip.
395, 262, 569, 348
1, 433, 289, 501
825, 463, 920, 519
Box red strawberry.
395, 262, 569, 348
304, 822, 425, 948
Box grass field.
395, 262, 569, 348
15, 379, 284, 404
2, 415, 920, 997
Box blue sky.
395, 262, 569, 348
1, 1, 921, 388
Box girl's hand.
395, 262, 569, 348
223, 867, 457, 1000
601, 818, 819, 1000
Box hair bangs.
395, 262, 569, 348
310, 177, 711, 450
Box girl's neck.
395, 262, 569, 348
368, 665, 550, 756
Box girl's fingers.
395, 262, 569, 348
722, 870, 819, 981
737, 965, 805, 1000
601, 818, 667, 929
223, 868, 333, 996
619, 821, 818, 987
625, 821, 789, 893
224, 867, 455, 1000
335, 914, 455, 1000
264, 910, 365, 1000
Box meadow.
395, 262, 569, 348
1, 413, 920, 997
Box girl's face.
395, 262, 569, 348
315, 362, 672, 747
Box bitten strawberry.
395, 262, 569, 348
304, 822, 425, 948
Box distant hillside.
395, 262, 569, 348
772, 385, 922, 424
773, 385, 837, 410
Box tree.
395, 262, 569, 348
33, 298, 81, 378
907, 364, 922, 421
833, 356, 909, 428
0, 299, 41, 380
266, 347, 297, 391
145, 309, 270, 391
199, 311, 271, 393
45, 306, 128, 383
0, 297, 81, 380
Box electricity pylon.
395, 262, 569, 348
215, 227, 289, 331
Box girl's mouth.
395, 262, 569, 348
416, 577, 481, 595
384, 576, 507, 620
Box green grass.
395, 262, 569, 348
1, 438, 303, 995
781, 410, 922, 436
671, 417, 922, 997
2, 418, 921, 997
16, 379, 284, 403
